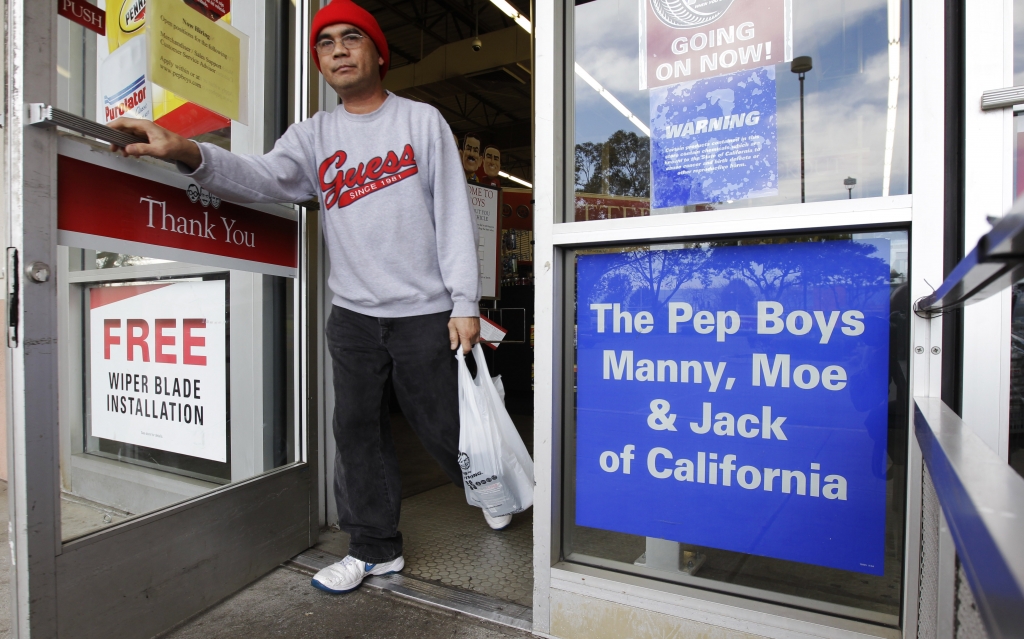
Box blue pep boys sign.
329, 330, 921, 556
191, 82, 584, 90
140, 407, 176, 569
575, 239, 892, 575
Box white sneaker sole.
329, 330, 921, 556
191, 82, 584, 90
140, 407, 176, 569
311, 556, 405, 594
484, 513, 513, 530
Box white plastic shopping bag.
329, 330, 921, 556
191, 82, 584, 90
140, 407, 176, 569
457, 345, 534, 517
492, 374, 505, 404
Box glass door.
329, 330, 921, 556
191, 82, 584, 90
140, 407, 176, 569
6, 2, 317, 638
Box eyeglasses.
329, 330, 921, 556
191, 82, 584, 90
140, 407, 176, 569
315, 33, 366, 55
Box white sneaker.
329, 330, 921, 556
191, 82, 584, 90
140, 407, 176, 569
311, 555, 405, 594
483, 508, 513, 530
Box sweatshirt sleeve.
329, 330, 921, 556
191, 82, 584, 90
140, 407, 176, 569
430, 126, 481, 317
179, 122, 317, 205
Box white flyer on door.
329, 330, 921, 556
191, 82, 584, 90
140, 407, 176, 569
467, 182, 499, 299
99, 34, 152, 122
89, 280, 228, 462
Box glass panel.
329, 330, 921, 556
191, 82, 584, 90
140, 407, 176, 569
1010, 280, 1024, 479
572, 0, 910, 221
55, 0, 299, 541
59, 249, 297, 540
1010, 1, 1024, 480
56, 0, 294, 152
1016, 0, 1024, 88
564, 230, 910, 626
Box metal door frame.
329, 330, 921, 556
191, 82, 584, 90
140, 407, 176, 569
532, 0, 946, 636
4, 2, 320, 637
959, 1, 1015, 460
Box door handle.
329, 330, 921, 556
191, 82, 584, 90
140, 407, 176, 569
27, 103, 150, 150
7, 247, 18, 348
980, 86, 1024, 111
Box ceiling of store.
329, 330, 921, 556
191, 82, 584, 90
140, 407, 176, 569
361, 0, 533, 185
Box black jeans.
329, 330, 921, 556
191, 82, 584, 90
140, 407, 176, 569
326, 305, 463, 563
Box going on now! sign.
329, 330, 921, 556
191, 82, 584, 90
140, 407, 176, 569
90, 280, 228, 462
640, 0, 791, 90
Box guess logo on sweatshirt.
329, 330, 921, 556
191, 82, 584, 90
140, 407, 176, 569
318, 144, 419, 210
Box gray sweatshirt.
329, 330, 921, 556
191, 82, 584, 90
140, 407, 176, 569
184, 93, 481, 318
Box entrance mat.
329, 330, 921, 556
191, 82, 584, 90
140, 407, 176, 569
287, 548, 532, 632
312, 484, 534, 608
399, 485, 534, 608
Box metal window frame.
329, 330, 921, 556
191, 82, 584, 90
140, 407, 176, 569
958, 0, 1015, 466
51, 137, 306, 508
558, 227, 911, 631
531, 0, 947, 635
4, 2, 320, 638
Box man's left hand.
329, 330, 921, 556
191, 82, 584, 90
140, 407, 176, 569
449, 316, 480, 354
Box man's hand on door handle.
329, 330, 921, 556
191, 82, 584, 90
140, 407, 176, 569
107, 118, 203, 172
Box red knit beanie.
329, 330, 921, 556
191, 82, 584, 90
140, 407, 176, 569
310, 0, 390, 79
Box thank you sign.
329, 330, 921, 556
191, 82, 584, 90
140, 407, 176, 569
575, 239, 892, 575
58, 154, 298, 277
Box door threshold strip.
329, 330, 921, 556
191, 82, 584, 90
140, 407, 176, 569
285, 549, 533, 632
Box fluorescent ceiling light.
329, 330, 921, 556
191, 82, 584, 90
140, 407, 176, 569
493, 0, 648, 138
488, 2, 534, 190
882, 0, 900, 197
574, 63, 651, 137
488, 0, 532, 34
500, 171, 533, 188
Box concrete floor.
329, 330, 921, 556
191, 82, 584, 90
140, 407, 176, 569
159, 455, 535, 638
0, 479, 530, 639
159, 567, 533, 639
0, 403, 538, 638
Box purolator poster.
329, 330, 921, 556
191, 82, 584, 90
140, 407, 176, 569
650, 66, 778, 209
100, 34, 153, 122
641, 0, 791, 90
575, 239, 892, 575
89, 280, 228, 462
101, 0, 246, 134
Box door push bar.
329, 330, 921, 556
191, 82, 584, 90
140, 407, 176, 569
981, 86, 1024, 111
27, 103, 148, 150
915, 203, 1024, 316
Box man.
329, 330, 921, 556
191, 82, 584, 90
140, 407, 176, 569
461, 132, 482, 182
481, 145, 502, 188
109, 0, 511, 595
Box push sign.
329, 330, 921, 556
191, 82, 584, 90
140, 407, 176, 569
575, 239, 892, 575
59, 0, 105, 36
